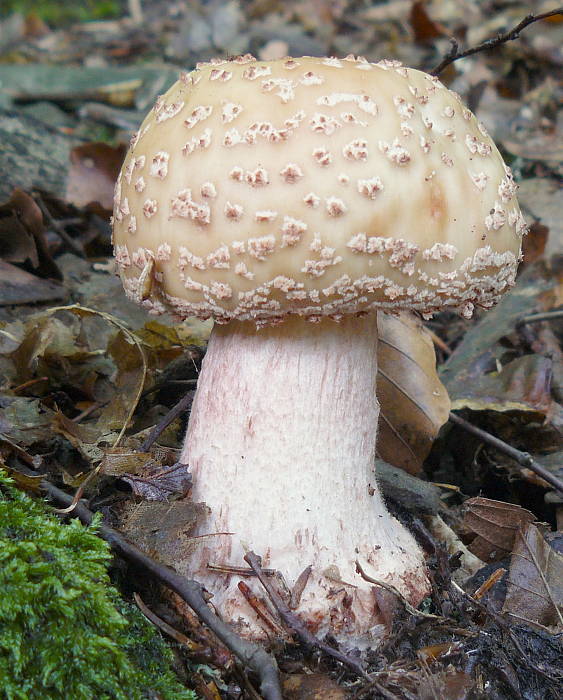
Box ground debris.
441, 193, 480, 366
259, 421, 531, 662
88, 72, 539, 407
0, 1, 561, 697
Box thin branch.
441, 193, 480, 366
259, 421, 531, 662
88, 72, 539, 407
33, 194, 86, 258
40, 480, 282, 700
517, 308, 563, 327
431, 9, 563, 75
244, 551, 370, 679
448, 412, 563, 496
450, 581, 561, 683
355, 561, 443, 620
140, 390, 195, 452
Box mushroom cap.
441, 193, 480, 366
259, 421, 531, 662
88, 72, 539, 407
112, 55, 525, 325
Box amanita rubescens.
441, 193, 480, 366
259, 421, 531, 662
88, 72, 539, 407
112, 55, 524, 643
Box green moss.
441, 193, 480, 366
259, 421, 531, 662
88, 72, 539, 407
1, 1, 120, 25
0, 471, 196, 700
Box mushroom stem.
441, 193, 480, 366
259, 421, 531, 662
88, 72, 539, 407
181, 314, 428, 642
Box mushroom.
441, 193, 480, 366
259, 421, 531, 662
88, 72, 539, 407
112, 55, 525, 643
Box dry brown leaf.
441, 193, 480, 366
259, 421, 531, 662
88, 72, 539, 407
0, 260, 66, 306
522, 221, 549, 265
281, 672, 348, 699
502, 523, 563, 630
120, 499, 208, 568
99, 450, 155, 477
120, 461, 192, 501
410, 1, 448, 44
450, 354, 553, 418
10, 315, 79, 383
377, 311, 451, 474
66, 142, 126, 213
0, 189, 61, 280
463, 497, 536, 562
418, 669, 474, 700
0, 189, 41, 266
93, 329, 146, 435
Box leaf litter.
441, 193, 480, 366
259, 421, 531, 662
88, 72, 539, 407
0, 1, 562, 698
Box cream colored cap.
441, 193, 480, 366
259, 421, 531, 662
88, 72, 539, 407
112, 55, 525, 325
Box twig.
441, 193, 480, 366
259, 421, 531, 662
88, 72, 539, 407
431, 9, 563, 75
473, 568, 506, 600
517, 308, 563, 327
448, 412, 563, 496
244, 551, 369, 679
40, 479, 283, 700
133, 592, 204, 653
33, 194, 86, 258
355, 561, 443, 620
451, 580, 561, 683
237, 581, 288, 636
12, 376, 49, 393
425, 328, 452, 356
141, 379, 197, 399
140, 390, 195, 452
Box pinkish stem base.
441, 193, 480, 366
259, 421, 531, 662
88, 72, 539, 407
181, 314, 428, 644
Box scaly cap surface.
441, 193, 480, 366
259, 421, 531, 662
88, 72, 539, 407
112, 55, 525, 325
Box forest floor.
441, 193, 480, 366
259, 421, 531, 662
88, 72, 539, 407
0, 1, 561, 698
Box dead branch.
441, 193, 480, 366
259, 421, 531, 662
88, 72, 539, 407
244, 551, 370, 679
33, 193, 86, 259
355, 560, 443, 620
431, 9, 563, 75
450, 580, 561, 684
140, 389, 195, 451
448, 412, 563, 496
40, 479, 283, 700
517, 308, 563, 327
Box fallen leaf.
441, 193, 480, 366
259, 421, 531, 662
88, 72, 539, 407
410, 1, 447, 44
377, 311, 451, 474
66, 142, 126, 213
0, 189, 40, 266
502, 131, 563, 170
448, 354, 553, 418
463, 497, 535, 562
418, 670, 474, 700
441, 259, 562, 432
93, 328, 146, 435
10, 313, 81, 382
99, 450, 156, 477
120, 461, 192, 501
119, 499, 208, 570
0, 260, 66, 306
522, 221, 549, 265
417, 640, 464, 662
281, 672, 347, 699
502, 523, 563, 630
0, 189, 61, 279
0, 396, 56, 446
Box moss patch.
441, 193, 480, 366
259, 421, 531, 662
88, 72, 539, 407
0, 470, 196, 700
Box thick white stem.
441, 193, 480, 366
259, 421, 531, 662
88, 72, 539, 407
180, 314, 428, 642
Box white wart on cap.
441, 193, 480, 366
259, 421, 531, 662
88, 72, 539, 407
112, 54, 525, 326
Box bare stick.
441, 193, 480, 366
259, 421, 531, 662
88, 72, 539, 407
140, 390, 194, 452
431, 9, 563, 75
33, 194, 86, 258
41, 480, 282, 700
517, 308, 563, 326
244, 551, 369, 679
448, 412, 563, 496
355, 560, 443, 620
